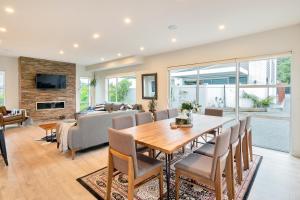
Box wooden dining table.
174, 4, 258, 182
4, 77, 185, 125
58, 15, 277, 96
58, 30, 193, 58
122, 114, 234, 199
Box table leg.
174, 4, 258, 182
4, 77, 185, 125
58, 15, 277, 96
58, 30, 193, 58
165, 153, 172, 200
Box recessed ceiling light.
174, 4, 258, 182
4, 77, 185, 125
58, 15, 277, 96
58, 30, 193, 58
5, 7, 14, 14
124, 18, 132, 24
101, 58, 105, 61
93, 33, 100, 39
73, 43, 79, 48
218, 25, 225, 30
0, 27, 7, 32
117, 53, 122, 57
171, 38, 177, 43
140, 46, 145, 51
59, 50, 64, 55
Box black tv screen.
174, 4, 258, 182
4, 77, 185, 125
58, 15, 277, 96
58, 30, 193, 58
36, 74, 66, 89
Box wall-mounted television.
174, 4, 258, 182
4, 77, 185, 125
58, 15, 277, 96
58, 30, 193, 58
36, 74, 66, 89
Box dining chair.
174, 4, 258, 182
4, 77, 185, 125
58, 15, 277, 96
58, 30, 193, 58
246, 116, 253, 161
106, 128, 163, 200
193, 108, 224, 147
168, 108, 179, 118
154, 110, 169, 121
175, 128, 232, 200
135, 112, 153, 125
194, 122, 242, 198
239, 118, 249, 170
112, 115, 149, 154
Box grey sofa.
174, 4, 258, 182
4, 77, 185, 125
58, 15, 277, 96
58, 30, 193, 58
68, 110, 137, 159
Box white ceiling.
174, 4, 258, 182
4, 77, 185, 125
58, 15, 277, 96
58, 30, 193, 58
0, 0, 300, 66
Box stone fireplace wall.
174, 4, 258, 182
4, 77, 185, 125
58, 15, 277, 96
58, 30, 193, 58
19, 57, 76, 121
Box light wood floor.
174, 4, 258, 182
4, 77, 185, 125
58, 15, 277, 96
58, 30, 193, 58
1, 125, 300, 200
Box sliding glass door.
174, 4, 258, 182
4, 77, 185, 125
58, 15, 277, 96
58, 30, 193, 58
169, 55, 291, 152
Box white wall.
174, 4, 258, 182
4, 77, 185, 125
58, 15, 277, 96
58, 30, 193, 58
0, 56, 19, 109
94, 24, 300, 156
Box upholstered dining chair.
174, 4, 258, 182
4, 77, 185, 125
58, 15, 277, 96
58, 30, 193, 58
106, 128, 163, 200
135, 112, 153, 125
168, 108, 179, 118
154, 110, 169, 121
175, 128, 232, 200
239, 118, 249, 170
193, 108, 224, 147
245, 116, 253, 161
194, 122, 242, 198
112, 115, 149, 154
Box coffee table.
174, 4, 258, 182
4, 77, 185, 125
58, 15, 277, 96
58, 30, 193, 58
39, 122, 57, 142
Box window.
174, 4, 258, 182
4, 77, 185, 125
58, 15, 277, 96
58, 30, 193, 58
0, 72, 5, 106
169, 55, 291, 152
79, 77, 91, 111
106, 76, 136, 104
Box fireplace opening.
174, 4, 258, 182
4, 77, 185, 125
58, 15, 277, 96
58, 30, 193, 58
36, 101, 65, 110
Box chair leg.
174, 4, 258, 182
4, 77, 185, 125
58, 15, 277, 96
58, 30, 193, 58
182, 146, 185, 154
127, 169, 135, 200
242, 135, 250, 170
235, 142, 243, 184
225, 149, 235, 200
159, 167, 164, 200
249, 130, 253, 161
106, 152, 114, 200
214, 170, 222, 200
71, 149, 76, 160
175, 170, 180, 200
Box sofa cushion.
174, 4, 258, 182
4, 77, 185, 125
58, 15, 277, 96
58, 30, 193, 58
112, 104, 123, 111
105, 103, 113, 112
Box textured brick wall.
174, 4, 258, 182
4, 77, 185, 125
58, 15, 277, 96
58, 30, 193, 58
19, 57, 76, 121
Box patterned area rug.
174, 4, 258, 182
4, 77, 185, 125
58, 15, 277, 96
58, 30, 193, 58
77, 148, 262, 200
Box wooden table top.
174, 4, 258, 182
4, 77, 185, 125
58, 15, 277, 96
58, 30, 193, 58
122, 114, 234, 154
39, 123, 57, 130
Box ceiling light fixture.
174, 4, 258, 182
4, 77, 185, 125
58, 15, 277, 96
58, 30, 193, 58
0, 27, 7, 32
5, 7, 14, 14
140, 46, 144, 51
59, 50, 64, 55
117, 53, 122, 57
218, 25, 225, 30
101, 58, 105, 61
124, 17, 132, 24
171, 38, 177, 43
93, 33, 100, 39
73, 43, 79, 48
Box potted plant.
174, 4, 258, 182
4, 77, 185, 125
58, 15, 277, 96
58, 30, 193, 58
148, 97, 157, 113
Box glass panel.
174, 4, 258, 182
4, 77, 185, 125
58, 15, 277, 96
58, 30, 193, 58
239, 56, 291, 152
108, 78, 117, 102
198, 63, 236, 118
79, 78, 90, 111
169, 68, 198, 108
117, 77, 136, 104
107, 76, 136, 103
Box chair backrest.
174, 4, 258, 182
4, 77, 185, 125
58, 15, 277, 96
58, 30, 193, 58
108, 128, 138, 177
135, 112, 153, 125
239, 118, 247, 138
168, 108, 179, 118
112, 115, 135, 130
154, 110, 169, 121
204, 108, 223, 117
246, 115, 252, 131
211, 128, 231, 180
230, 122, 240, 145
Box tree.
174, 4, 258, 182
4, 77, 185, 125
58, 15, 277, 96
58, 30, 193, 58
277, 57, 291, 84
108, 79, 132, 102
80, 83, 89, 111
